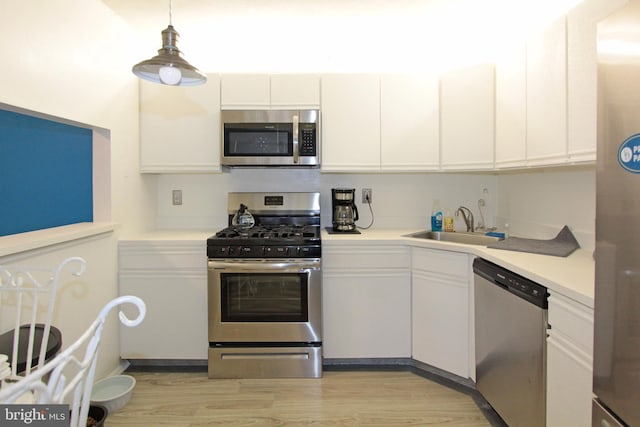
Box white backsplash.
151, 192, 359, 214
154, 166, 596, 252
495, 166, 595, 252
155, 170, 499, 232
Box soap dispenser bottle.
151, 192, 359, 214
444, 208, 454, 232
431, 199, 443, 231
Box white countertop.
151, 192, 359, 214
119, 230, 213, 242
0, 222, 119, 258
117, 227, 595, 309
322, 228, 595, 308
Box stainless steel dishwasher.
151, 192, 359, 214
474, 257, 548, 427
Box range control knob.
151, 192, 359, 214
275, 246, 288, 256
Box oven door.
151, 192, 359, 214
207, 258, 322, 343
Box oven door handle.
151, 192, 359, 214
208, 260, 320, 272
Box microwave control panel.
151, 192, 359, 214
300, 124, 317, 156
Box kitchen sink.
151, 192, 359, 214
404, 230, 504, 246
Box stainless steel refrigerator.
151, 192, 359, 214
593, 1, 640, 425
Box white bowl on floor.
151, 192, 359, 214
90, 375, 136, 413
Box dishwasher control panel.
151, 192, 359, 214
473, 257, 548, 308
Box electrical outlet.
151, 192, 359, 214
362, 188, 372, 203
172, 190, 182, 206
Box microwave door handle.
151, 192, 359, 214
293, 114, 299, 164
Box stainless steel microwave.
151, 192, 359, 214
221, 109, 320, 167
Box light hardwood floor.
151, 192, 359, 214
107, 370, 493, 426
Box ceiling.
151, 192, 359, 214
103, 0, 592, 73
598, 0, 640, 61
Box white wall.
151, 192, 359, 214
0, 0, 154, 377
1, 0, 155, 236
0, 232, 120, 381
496, 166, 596, 251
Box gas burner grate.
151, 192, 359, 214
215, 225, 318, 241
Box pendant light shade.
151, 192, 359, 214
132, 2, 206, 86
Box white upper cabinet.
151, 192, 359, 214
440, 63, 495, 170
270, 74, 321, 107
567, 2, 598, 163
496, 6, 601, 169
139, 75, 221, 173
380, 74, 440, 171
220, 74, 270, 107
495, 46, 527, 169
526, 17, 568, 166
320, 74, 381, 171
220, 74, 320, 108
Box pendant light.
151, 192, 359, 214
132, 0, 207, 86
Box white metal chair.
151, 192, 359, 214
0, 295, 146, 427
0, 257, 86, 379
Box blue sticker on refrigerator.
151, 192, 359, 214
618, 133, 640, 173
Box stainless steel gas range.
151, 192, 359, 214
206, 192, 322, 378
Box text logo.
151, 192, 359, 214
618, 133, 640, 173
0, 405, 68, 426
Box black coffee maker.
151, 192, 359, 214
331, 188, 359, 232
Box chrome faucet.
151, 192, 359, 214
456, 206, 474, 233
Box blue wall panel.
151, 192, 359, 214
0, 110, 93, 236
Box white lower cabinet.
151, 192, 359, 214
322, 243, 411, 358
411, 247, 470, 378
546, 292, 594, 427
118, 240, 207, 359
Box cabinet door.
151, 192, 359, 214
320, 74, 381, 171
440, 63, 495, 170
412, 271, 469, 377
380, 74, 439, 171
323, 271, 411, 358
220, 74, 270, 107
119, 241, 207, 359
546, 335, 593, 427
546, 293, 594, 427
495, 46, 527, 169
120, 273, 207, 359
411, 248, 470, 378
270, 74, 320, 107
567, 3, 597, 163
526, 17, 568, 166
139, 76, 221, 173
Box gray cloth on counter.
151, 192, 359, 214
487, 225, 580, 257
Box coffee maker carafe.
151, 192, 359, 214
332, 188, 359, 232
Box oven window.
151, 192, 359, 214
220, 273, 308, 322
224, 123, 293, 156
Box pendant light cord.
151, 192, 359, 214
168, 0, 173, 25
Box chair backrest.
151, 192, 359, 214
0, 295, 146, 427
0, 257, 86, 378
